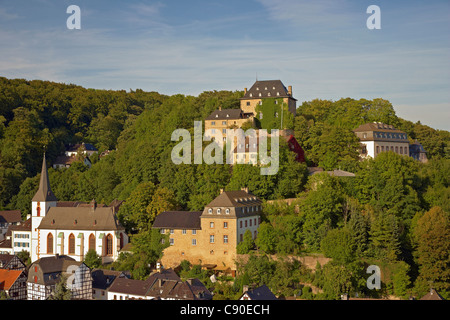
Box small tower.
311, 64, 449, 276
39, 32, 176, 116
31, 154, 58, 262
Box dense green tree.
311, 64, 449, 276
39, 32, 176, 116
237, 230, 255, 254
413, 206, 450, 297
320, 228, 356, 264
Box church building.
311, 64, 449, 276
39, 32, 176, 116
30, 154, 128, 263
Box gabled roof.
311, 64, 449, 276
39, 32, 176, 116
205, 190, 262, 208
241, 284, 278, 300
206, 108, 244, 121
242, 80, 296, 101
152, 211, 202, 230
0, 269, 24, 290
420, 288, 445, 300
32, 154, 58, 202
38, 201, 124, 231
353, 122, 404, 133
0, 210, 21, 224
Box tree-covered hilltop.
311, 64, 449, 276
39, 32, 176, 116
0, 77, 448, 299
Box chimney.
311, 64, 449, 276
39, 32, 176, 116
219, 188, 224, 194
156, 262, 162, 272
241, 187, 249, 193
288, 86, 292, 96
244, 88, 247, 94
219, 105, 222, 111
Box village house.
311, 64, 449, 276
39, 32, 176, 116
0, 210, 21, 241
0, 268, 28, 300
353, 122, 428, 163
240, 284, 278, 300
153, 188, 262, 275
107, 267, 212, 300
0, 254, 27, 271
91, 268, 130, 300
27, 255, 92, 300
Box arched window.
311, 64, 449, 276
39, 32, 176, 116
36, 202, 41, 217
68, 233, 75, 255
89, 234, 96, 252
47, 233, 53, 254
119, 233, 124, 249
105, 234, 113, 256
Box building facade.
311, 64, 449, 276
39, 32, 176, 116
27, 255, 92, 300
30, 155, 128, 263
240, 80, 297, 116
153, 188, 261, 274
353, 122, 411, 159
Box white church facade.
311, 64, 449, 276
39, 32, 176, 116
28, 155, 128, 263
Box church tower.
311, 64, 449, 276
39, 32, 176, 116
31, 154, 58, 262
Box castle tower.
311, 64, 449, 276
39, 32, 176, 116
31, 154, 58, 262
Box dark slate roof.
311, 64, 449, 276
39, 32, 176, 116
242, 80, 296, 101
32, 154, 58, 202
205, 108, 244, 120
242, 285, 278, 300
353, 122, 404, 133
108, 277, 151, 296
0, 210, 21, 224
152, 211, 202, 230
91, 269, 129, 290
205, 190, 262, 208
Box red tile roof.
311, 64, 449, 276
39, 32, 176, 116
0, 269, 23, 290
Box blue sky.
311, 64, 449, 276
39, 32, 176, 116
1, 0, 449, 130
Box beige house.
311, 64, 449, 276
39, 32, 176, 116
204, 107, 254, 142
353, 122, 410, 159
240, 80, 297, 116
153, 189, 262, 275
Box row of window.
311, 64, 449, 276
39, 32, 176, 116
14, 233, 30, 238
375, 145, 408, 155
167, 231, 258, 246
46, 233, 117, 256
14, 242, 30, 247
371, 132, 407, 139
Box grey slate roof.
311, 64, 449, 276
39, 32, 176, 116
242, 284, 278, 300
242, 80, 297, 101
205, 190, 262, 208
152, 211, 202, 230
205, 108, 244, 120
32, 154, 58, 202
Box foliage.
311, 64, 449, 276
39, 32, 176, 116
83, 249, 102, 269
48, 274, 72, 300
413, 206, 450, 297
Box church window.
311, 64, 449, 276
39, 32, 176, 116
69, 233, 75, 255
47, 233, 53, 254
89, 234, 96, 251
105, 234, 113, 256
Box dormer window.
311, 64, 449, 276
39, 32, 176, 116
267, 92, 271, 97
249, 93, 252, 97
259, 93, 261, 97
256, 87, 259, 90
215, 114, 218, 118
225, 208, 230, 214
217, 208, 221, 214
277, 92, 280, 96
208, 208, 212, 214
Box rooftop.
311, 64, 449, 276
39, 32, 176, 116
242, 80, 297, 101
